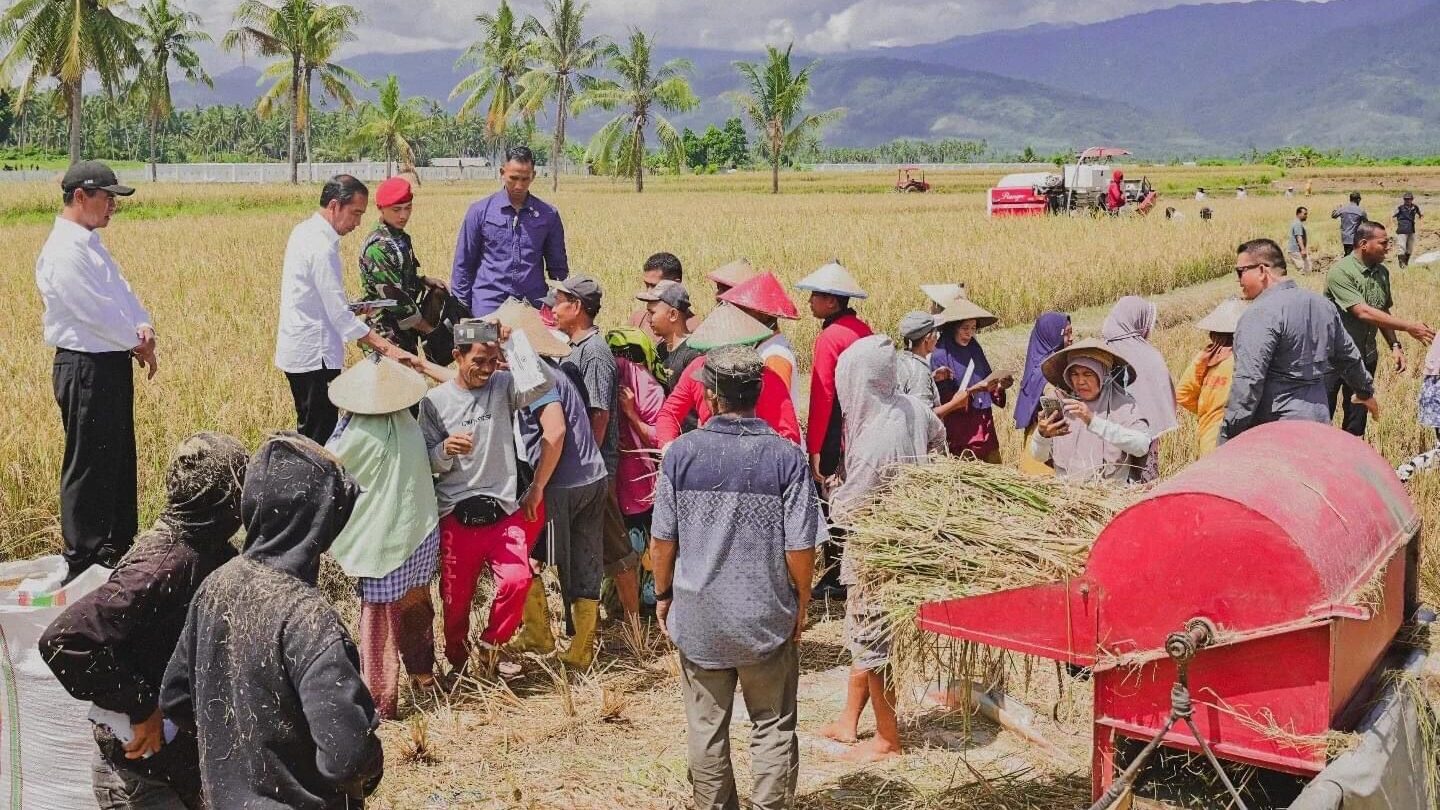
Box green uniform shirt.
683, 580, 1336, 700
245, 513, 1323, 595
358, 222, 423, 345
1325, 253, 1393, 362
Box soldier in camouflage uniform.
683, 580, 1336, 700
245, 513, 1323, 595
359, 176, 464, 365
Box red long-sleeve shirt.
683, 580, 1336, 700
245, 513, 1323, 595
656, 355, 801, 446
805, 311, 873, 454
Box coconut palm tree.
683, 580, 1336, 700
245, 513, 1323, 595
518, 0, 606, 192
730, 44, 843, 194
346, 74, 424, 177
0, 0, 141, 164
135, 0, 211, 181
223, 0, 363, 184
576, 30, 696, 193
451, 0, 536, 161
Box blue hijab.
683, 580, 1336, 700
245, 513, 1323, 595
931, 324, 995, 410
1014, 312, 1071, 430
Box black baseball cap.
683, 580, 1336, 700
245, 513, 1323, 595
543, 275, 603, 310
61, 161, 135, 196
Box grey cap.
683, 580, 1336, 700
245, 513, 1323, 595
1404, 192, 1415, 200
543, 274, 603, 310
61, 160, 135, 196
635, 280, 691, 312
898, 311, 937, 341
691, 345, 764, 399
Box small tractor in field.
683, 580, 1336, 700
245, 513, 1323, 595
894, 166, 931, 193
988, 146, 1154, 216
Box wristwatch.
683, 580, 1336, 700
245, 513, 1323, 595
654, 587, 673, 602
1392, 341, 1404, 350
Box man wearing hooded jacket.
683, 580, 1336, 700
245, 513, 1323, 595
161, 434, 383, 809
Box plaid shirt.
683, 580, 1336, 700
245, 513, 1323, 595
359, 222, 424, 342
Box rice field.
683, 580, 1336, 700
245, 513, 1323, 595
2, 166, 1435, 808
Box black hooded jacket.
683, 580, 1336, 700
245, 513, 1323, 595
161, 434, 384, 810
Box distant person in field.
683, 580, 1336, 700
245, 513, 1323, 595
1325, 220, 1435, 436
1394, 192, 1423, 268
359, 176, 461, 365
1331, 192, 1367, 256
35, 161, 156, 581
1288, 207, 1311, 274
1195, 187, 1207, 201
628, 252, 699, 338
1220, 239, 1375, 444
274, 174, 416, 445
451, 146, 569, 316
649, 345, 822, 810
1106, 169, 1125, 212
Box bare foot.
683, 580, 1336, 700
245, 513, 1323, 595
410, 673, 437, 690
817, 721, 859, 744
842, 737, 903, 763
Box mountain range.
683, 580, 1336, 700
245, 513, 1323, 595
173, 0, 1440, 157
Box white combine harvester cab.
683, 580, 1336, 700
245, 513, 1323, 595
988, 146, 1152, 217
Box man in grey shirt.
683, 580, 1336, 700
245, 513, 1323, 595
547, 274, 643, 626
1220, 239, 1376, 444
1331, 192, 1367, 256
1288, 206, 1311, 274
651, 346, 822, 810
419, 320, 554, 669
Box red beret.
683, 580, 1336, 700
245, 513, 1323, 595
375, 176, 412, 208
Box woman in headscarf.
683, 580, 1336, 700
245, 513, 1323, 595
1030, 339, 1152, 484
821, 335, 944, 762
325, 355, 440, 719
930, 295, 1013, 463
1014, 312, 1073, 476
1177, 299, 1245, 457
607, 328, 666, 607
40, 433, 248, 810
1101, 296, 1177, 481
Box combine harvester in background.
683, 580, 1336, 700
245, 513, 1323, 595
988, 146, 1155, 217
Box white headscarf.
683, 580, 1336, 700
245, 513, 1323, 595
829, 335, 945, 522
1051, 358, 1149, 484
1102, 296, 1178, 437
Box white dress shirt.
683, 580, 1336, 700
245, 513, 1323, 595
35, 217, 152, 353
273, 212, 370, 373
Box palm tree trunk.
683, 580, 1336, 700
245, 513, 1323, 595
66, 80, 83, 165
551, 83, 567, 193
148, 117, 158, 182
635, 126, 645, 193
304, 71, 314, 181
288, 56, 301, 185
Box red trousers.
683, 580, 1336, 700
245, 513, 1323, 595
438, 505, 543, 668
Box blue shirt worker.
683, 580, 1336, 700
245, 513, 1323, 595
451, 146, 569, 316
650, 345, 824, 810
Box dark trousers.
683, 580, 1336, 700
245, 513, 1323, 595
285, 368, 342, 445
53, 349, 137, 574
816, 409, 847, 590
1327, 353, 1378, 437
1342, 243, 1354, 257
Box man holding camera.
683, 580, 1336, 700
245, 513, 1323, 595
419, 319, 556, 672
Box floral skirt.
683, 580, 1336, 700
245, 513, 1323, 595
1420, 376, 1440, 428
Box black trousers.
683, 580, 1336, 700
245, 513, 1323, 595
52, 349, 137, 572
285, 368, 342, 445
1327, 353, 1378, 437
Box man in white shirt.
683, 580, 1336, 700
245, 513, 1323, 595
35, 161, 155, 581
274, 175, 415, 443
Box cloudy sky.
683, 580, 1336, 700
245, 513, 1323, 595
200, 0, 1322, 65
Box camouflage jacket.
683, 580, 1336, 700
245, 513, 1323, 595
358, 222, 424, 338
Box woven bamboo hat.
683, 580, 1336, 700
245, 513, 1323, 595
706, 258, 759, 289
795, 259, 867, 299
921, 283, 967, 309
933, 295, 998, 330
487, 298, 573, 358
1194, 298, 1248, 335
688, 303, 773, 350
329, 354, 428, 415
1040, 338, 1131, 390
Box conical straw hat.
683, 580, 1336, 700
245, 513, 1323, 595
719, 271, 800, 320
933, 295, 998, 329
688, 303, 774, 350
1040, 338, 1131, 390
1194, 298, 1248, 334
921, 283, 967, 309
489, 298, 573, 357
795, 259, 867, 299
328, 355, 428, 415
706, 258, 758, 288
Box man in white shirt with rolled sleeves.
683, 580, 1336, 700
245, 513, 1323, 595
274, 174, 416, 443
35, 161, 157, 582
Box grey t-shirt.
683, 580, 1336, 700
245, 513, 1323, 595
1288, 219, 1307, 254
1332, 203, 1367, 244
651, 415, 825, 670
564, 329, 619, 475
419, 366, 554, 517
895, 350, 941, 408
542, 362, 608, 490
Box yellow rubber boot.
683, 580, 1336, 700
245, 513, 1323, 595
557, 598, 599, 670
508, 579, 556, 655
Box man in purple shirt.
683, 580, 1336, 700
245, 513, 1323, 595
452, 146, 569, 316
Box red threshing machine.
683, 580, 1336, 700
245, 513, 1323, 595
919, 421, 1422, 806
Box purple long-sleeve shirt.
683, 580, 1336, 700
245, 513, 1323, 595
451, 189, 569, 316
